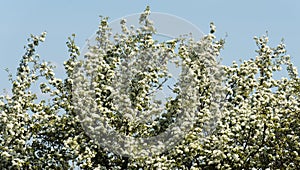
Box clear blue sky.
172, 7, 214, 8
1, 0, 300, 91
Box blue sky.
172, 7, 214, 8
1, 0, 300, 91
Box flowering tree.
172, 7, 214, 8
0, 7, 299, 169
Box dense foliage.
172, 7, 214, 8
1, 7, 299, 169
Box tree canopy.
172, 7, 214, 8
1, 7, 299, 169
